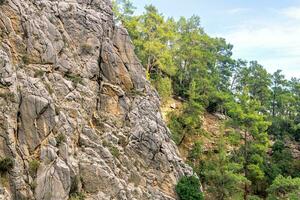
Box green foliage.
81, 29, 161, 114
0, 157, 14, 173
113, 0, 135, 23
235, 61, 272, 110
67, 173, 83, 198
188, 141, 203, 161
206, 91, 232, 114
248, 195, 263, 200
65, 72, 83, 86
224, 89, 271, 197
271, 141, 293, 175
22, 55, 29, 64
0, 0, 5, 5
153, 76, 172, 104
29, 159, 40, 178
56, 133, 66, 146
201, 139, 248, 199
268, 117, 292, 138
34, 70, 45, 78
114, 1, 300, 199
167, 111, 186, 145
267, 175, 300, 199
70, 175, 80, 197
175, 176, 204, 200
110, 146, 120, 158
103, 141, 120, 158
69, 192, 85, 200
30, 181, 37, 190
167, 98, 203, 145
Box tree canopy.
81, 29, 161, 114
114, 1, 300, 199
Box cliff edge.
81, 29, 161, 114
0, 0, 193, 199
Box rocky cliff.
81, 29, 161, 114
0, 0, 193, 199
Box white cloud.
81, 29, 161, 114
281, 7, 300, 20
259, 57, 300, 78
226, 8, 250, 15
216, 8, 300, 78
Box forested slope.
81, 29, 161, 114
115, 1, 300, 199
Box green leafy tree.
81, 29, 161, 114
271, 70, 287, 117
176, 176, 204, 200
133, 5, 177, 78
226, 89, 270, 199
236, 61, 272, 111
267, 175, 300, 200
114, 2, 300, 199
202, 138, 248, 200
113, 0, 135, 23
153, 76, 173, 104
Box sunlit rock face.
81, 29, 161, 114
0, 0, 192, 199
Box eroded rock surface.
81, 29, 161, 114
0, 0, 193, 199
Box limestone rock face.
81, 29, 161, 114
0, 0, 193, 199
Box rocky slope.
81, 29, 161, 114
0, 0, 193, 199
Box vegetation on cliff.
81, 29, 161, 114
114, 0, 300, 199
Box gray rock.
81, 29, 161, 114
35, 158, 71, 200
0, 0, 194, 199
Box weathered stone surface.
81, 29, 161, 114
0, 49, 14, 86
0, 0, 193, 199
35, 155, 71, 200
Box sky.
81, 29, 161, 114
131, 0, 300, 79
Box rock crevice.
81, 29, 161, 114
0, 0, 193, 199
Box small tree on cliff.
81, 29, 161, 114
176, 176, 204, 200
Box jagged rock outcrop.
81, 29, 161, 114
0, 0, 193, 199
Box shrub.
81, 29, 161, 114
175, 176, 204, 200
102, 141, 120, 158
34, 70, 45, 78
56, 133, 66, 146
154, 76, 172, 104
65, 72, 83, 86
22, 55, 29, 64
69, 176, 84, 200
30, 181, 37, 190
70, 175, 80, 195
0, 0, 5, 5
188, 141, 203, 161
248, 195, 262, 200
206, 91, 231, 114
69, 192, 85, 200
167, 111, 185, 145
267, 175, 300, 199
29, 159, 40, 178
0, 157, 14, 173
110, 146, 120, 158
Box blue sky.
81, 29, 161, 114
131, 0, 300, 79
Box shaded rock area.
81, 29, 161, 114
0, 0, 193, 199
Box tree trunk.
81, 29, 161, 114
272, 91, 276, 117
